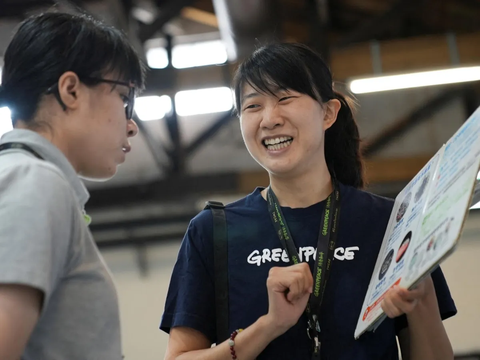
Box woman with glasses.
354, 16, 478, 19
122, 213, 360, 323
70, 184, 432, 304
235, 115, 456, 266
0, 12, 145, 360
160, 43, 456, 360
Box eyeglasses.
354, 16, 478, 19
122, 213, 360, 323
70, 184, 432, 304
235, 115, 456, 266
46, 76, 137, 120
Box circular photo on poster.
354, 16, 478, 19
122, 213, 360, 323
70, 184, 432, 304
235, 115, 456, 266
379, 249, 394, 281
415, 174, 430, 203
396, 231, 412, 263
396, 192, 412, 222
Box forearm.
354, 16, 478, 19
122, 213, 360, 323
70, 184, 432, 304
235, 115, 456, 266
406, 289, 453, 360
176, 316, 281, 360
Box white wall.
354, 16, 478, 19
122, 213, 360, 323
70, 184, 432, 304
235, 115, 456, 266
440, 210, 480, 354
101, 210, 480, 360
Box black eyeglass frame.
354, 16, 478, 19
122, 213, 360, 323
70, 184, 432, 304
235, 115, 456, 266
46, 76, 137, 120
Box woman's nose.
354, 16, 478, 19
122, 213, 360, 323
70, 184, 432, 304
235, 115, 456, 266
127, 118, 139, 137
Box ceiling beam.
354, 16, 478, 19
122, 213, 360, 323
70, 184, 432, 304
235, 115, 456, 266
138, 0, 196, 43
180, 6, 218, 28
331, 31, 480, 80
142, 31, 480, 96
237, 155, 434, 193
334, 0, 418, 48
363, 85, 469, 157
86, 155, 435, 211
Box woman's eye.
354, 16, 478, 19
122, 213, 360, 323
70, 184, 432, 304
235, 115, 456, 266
279, 96, 294, 102
244, 104, 260, 110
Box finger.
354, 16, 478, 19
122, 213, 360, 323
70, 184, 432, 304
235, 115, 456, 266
286, 273, 306, 303
381, 297, 401, 318
267, 267, 290, 293
290, 263, 313, 294
397, 286, 423, 302
389, 289, 418, 314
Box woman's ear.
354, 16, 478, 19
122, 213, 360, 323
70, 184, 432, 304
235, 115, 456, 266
57, 71, 82, 110
324, 99, 341, 130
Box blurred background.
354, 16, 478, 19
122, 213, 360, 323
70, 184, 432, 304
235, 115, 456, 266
1, 0, 480, 358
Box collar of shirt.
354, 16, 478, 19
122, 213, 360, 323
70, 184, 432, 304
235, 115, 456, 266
1, 129, 90, 208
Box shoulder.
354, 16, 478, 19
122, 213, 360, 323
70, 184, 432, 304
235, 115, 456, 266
0, 154, 73, 203
185, 190, 263, 253
190, 188, 263, 229
341, 183, 394, 216
338, 184, 395, 244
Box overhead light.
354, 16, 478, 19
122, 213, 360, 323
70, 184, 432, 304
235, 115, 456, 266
132, 7, 156, 24
349, 66, 480, 94
172, 40, 227, 69
146, 47, 169, 69
175, 87, 233, 116
146, 40, 228, 70
0, 107, 13, 137
134, 95, 172, 121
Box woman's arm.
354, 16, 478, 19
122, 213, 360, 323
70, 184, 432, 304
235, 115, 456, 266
382, 275, 453, 360
164, 263, 313, 360
165, 316, 281, 360
0, 284, 42, 360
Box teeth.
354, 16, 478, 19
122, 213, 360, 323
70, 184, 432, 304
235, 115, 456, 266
266, 140, 293, 151
263, 136, 293, 145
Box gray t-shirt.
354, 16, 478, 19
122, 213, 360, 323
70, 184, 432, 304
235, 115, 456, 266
0, 129, 122, 360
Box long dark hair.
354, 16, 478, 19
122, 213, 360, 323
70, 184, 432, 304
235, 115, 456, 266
0, 12, 146, 123
233, 43, 364, 188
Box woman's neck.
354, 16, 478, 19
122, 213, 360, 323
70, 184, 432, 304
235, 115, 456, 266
263, 163, 333, 208
16, 121, 81, 173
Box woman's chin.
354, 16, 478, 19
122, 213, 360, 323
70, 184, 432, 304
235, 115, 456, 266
78, 164, 118, 182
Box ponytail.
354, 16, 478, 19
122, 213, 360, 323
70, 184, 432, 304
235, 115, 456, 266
325, 91, 365, 189
0, 85, 6, 108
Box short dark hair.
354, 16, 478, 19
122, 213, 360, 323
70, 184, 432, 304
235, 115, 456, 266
233, 42, 365, 188
0, 12, 146, 122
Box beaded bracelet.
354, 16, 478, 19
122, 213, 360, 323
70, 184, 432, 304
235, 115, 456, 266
228, 329, 243, 359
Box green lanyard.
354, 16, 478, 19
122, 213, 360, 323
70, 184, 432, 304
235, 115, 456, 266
266, 181, 341, 359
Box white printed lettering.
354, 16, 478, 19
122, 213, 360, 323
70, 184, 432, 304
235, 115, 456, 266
247, 250, 261, 266
247, 246, 360, 266
334, 247, 345, 261
271, 248, 282, 262
262, 248, 272, 263
344, 246, 359, 260
303, 246, 316, 262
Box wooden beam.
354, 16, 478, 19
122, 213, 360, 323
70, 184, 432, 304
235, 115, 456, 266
181, 6, 218, 28
142, 32, 480, 94
331, 32, 480, 80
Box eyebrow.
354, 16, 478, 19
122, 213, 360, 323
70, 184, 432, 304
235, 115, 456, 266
242, 92, 260, 104
241, 87, 290, 106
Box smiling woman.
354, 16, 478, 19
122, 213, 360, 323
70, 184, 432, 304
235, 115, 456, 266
160, 43, 456, 360
0, 12, 145, 360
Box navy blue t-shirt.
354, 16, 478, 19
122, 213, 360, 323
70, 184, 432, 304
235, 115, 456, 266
160, 183, 456, 359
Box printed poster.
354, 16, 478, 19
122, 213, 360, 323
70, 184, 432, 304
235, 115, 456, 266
355, 106, 480, 339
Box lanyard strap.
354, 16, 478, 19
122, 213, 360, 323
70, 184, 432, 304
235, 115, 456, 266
266, 181, 341, 359
0, 142, 44, 160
